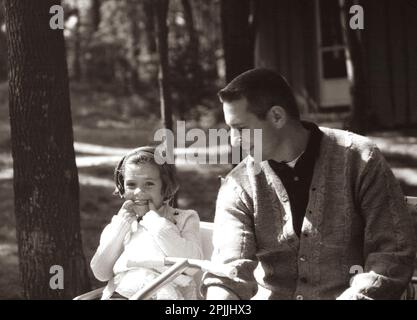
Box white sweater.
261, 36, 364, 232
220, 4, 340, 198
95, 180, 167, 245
91, 206, 203, 299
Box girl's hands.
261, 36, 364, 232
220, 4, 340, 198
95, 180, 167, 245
131, 200, 150, 219
118, 200, 176, 225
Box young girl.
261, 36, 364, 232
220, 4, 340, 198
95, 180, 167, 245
91, 146, 203, 300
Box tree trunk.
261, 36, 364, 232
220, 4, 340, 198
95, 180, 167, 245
154, 0, 173, 132
0, 2, 7, 82
91, 0, 101, 32
221, 0, 253, 165
342, 0, 372, 133
220, 0, 254, 83
181, 0, 199, 77
127, 0, 140, 94
143, 0, 157, 55
72, 7, 81, 81
179, 0, 200, 118
4, 0, 90, 299
154, 0, 177, 206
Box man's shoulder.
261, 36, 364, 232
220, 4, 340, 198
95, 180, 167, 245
320, 126, 377, 157
223, 157, 252, 182
219, 157, 253, 193
226, 157, 250, 175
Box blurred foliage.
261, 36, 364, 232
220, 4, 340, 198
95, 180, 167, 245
62, 0, 224, 124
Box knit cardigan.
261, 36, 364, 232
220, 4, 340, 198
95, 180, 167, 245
202, 127, 417, 300
91, 207, 203, 299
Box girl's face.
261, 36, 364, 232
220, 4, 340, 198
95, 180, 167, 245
123, 161, 164, 210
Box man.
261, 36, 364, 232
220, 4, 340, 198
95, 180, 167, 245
202, 68, 416, 300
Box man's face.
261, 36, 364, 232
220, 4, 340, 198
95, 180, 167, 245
223, 97, 276, 160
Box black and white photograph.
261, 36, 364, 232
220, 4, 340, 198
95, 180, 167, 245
0, 0, 416, 305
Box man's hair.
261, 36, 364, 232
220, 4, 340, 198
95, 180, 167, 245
113, 146, 179, 201
218, 68, 300, 119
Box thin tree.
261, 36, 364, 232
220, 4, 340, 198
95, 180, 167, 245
342, 0, 371, 133
178, 0, 201, 119
181, 0, 199, 79
0, 2, 7, 82
154, 0, 173, 132
4, 0, 90, 299
127, 0, 140, 93
90, 0, 101, 32
220, 0, 254, 83
220, 0, 254, 164
153, 0, 178, 206
143, 0, 157, 55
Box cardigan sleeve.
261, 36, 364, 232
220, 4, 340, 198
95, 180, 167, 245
90, 215, 132, 282
201, 177, 259, 300
338, 146, 417, 300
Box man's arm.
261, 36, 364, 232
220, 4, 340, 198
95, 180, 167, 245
206, 286, 239, 300
338, 146, 417, 300
202, 177, 258, 300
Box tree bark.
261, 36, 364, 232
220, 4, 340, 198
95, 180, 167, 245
4, 0, 90, 299
220, 0, 254, 83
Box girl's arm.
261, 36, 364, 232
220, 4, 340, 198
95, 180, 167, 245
140, 210, 203, 259
90, 201, 136, 281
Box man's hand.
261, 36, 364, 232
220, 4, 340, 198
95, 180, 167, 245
206, 286, 239, 300
336, 287, 372, 300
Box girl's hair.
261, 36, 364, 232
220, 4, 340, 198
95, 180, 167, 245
113, 146, 179, 201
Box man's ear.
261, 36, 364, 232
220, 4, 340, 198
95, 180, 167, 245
267, 105, 287, 129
